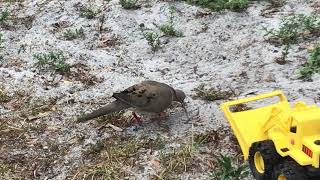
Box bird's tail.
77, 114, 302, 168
77, 100, 130, 122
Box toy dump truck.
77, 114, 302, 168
220, 90, 320, 180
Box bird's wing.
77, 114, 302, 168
112, 81, 173, 112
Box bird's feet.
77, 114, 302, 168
132, 112, 144, 126
150, 112, 168, 124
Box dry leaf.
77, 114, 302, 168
150, 159, 161, 169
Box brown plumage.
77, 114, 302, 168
77, 80, 186, 122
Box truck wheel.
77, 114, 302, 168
273, 161, 306, 180
248, 140, 281, 180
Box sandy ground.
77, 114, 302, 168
1, 0, 320, 179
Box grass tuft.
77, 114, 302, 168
159, 23, 183, 37
300, 44, 320, 79
263, 14, 320, 60
77, 137, 146, 179
34, 51, 70, 74
80, 6, 101, 19
158, 144, 195, 179
142, 30, 161, 52
214, 155, 249, 180
159, 7, 183, 37
186, 0, 251, 11
193, 84, 235, 101
63, 27, 84, 40
0, 8, 9, 23
193, 131, 219, 147
119, 0, 139, 9
263, 14, 320, 45
156, 126, 209, 179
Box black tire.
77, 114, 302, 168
273, 160, 307, 180
248, 140, 281, 180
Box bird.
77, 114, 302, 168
77, 80, 187, 124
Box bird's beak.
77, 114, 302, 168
181, 101, 190, 122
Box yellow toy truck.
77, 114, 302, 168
220, 90, 320, 180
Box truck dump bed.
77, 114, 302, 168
220, 91, 290, 159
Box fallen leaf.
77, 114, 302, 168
150, 159, 161, 169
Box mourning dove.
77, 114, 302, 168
77, 80, 187, 123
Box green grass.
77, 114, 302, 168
300, 44, 320, 79
142, 30, 161, 51
159, 23, 183, 37
80, 6, 101, 19
159, 7, 183, 37
119, 0, 139, 9
264, 14, 320, 60
34, 51, 70, 73
0, 8, 9, 22
139, 6, 183, 51
63, 27, 84, 40
186, 0, 251, 11
214, 155, 249, 180
263, 14, 320, 45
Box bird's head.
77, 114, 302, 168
173, 89, 186, 104
173, 89, 190, 122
